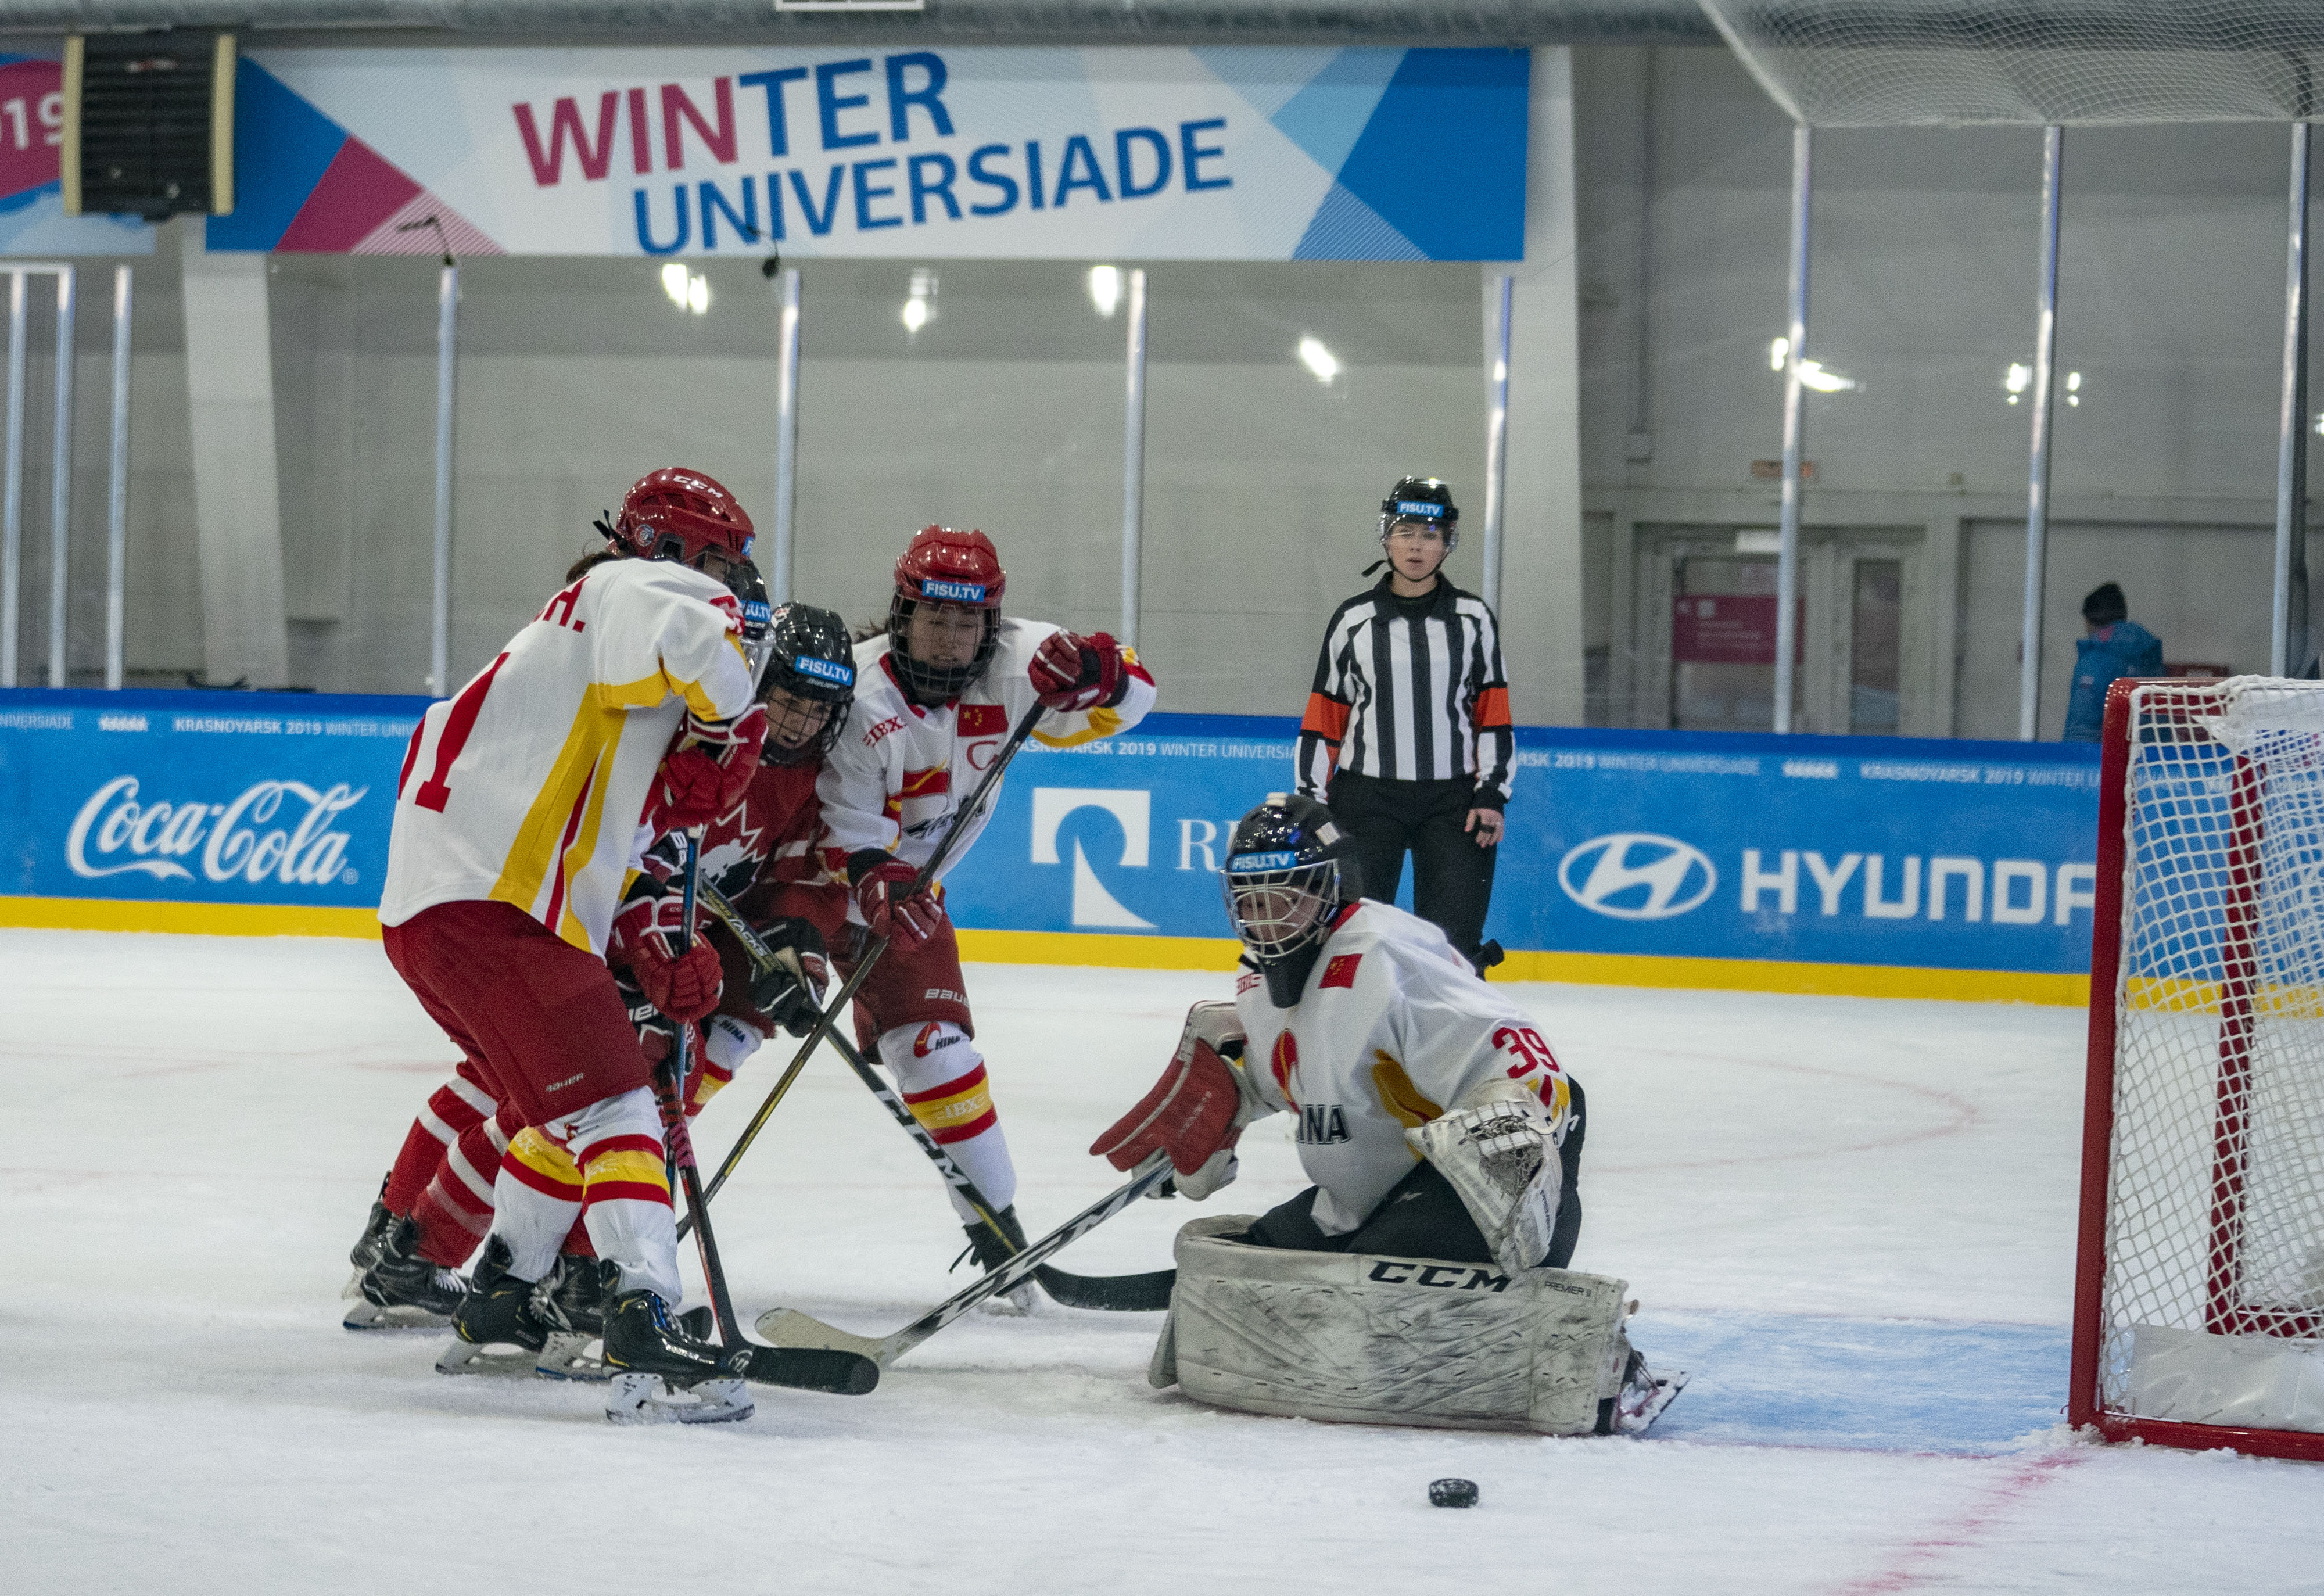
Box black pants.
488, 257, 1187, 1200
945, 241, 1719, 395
1327, 771, 1497, 965
1246, 1081, 1586, 1269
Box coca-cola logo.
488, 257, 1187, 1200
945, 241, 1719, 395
66, 776, 368, 887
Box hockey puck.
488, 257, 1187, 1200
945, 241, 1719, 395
1428, 1478, 1479, 1509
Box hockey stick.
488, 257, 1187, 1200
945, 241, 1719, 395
662, 827, 745, 1351
696, 879, 1166, 1310
688, 699, 1049, 1223
754, 1152, 1175, 1367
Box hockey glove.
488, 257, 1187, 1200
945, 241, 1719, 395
1091, 1001, 1262, 1200
1028, 629, 1128, 713
1405, 1081, 1562, 1277
609, 890, 723, 1023
649, 703, 768, 831
849, 853, 942, 950
745, 916, 831, 1038
615, 971, 686, 1075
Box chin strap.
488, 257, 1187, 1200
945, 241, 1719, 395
1361, 558, 1387, 577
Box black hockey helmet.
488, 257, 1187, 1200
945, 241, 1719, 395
1220, 792, 1360, 964
758, 601, 856, 766
1378, 476, 1459, 554
730, 559, 776, 686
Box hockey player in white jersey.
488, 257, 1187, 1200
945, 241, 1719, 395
1092, 793, 1682, 1434
773, 524, 1157, 1289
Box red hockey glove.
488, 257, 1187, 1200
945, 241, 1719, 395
849, 853, 942, 950
650, 703, 768, 831
609, 891, 723, 1023
1028, 630, 1126, 713
1091, 1001, 1252, 1199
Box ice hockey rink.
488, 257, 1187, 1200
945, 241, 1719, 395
2, 927, 2317, 1595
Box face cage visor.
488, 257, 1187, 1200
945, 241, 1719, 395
888, 594, 1000, 702
758, 679, 848, 765
1220, 858, 1341, 962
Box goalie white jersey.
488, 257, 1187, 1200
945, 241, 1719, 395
1232, 900, 1573, 1238
379, 557, 756, 955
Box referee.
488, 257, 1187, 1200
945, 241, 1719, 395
1296, 476, 1514, 973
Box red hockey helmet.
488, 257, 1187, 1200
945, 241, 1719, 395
888, 525, 1005, 703
603, 468, 755, 568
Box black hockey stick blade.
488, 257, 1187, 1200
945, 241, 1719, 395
726, 1343, 880, 1396
1033, 1264, 1176, 1313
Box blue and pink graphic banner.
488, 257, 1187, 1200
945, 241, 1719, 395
1, 690, 2104, 979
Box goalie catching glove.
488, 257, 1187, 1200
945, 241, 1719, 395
1091, 1002, 1265, 1200
1405, 1080, 1563, 1278
649, 703, 768, 831
608, 888, 722, 1023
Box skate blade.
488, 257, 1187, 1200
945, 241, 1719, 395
1615, 1369, 1689, 1436
533, 1332, 610, 1382
343, 1297, 453, 1333
604, 1372, 754, 1426
976, 1283, 1036, 1317
435, 1337, 549, 1377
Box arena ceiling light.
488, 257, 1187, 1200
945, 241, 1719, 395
1297, 335, 1339, 384
902, 267, 938, 334
1768, 336, 1853, 392
2002, 362, 2080, 406
659, 263, 708, 315
1088, 264, 1122, 316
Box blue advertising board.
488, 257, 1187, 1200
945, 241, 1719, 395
0, 690, 2103, 996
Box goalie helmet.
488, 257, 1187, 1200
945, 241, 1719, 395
600, 467, 756, 569
1378, 476, 1459, 554
1219, 792, 1360, 968
758, 601, 856, 766
888, 525, 1005, 704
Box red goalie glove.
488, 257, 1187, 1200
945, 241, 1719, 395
608, 891, 723, 1023
650, 703, 768, 831
1028, 629, 1127, 713
1090, 1001, 1251, 1199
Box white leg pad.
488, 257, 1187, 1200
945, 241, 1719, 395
1157, 1215, 1640, 1436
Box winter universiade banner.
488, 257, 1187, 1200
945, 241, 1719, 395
0, 690, 2104, 997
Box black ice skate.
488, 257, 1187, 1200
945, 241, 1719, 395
349, 1178, 394, 1271
601, 1285, 753, 1426
955, 1204, 1034, 1315
436, 1237, 559, 1376
345, 1214, 465, 1332
531, 1254, 614, 1383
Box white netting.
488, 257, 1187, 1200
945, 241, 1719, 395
1701, 1, 2324, 127
2099, 678, 2324, 1427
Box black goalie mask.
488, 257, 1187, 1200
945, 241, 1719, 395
1220, 793, 1361, 1006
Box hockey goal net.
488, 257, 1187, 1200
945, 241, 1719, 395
2072, 676, 2324, 1459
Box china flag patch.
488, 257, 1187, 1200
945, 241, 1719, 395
1320, 953, 1362, 989
957, 704, 1007, 736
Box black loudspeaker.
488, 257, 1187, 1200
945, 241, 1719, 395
61, 32, 235, 220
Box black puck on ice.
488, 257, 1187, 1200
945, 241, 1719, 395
1428, 1477, 1479, 1509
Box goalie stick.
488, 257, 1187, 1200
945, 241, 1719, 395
755, 1152, 1175, 1367
694, 880, 1170, 1311
691, 700, 1048, 1220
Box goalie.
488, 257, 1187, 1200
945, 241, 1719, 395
1091, 793, 1683, 1436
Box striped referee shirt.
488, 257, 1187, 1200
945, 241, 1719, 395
1297, 575, 1514, 806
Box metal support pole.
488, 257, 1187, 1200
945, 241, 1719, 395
1774, 125, 1811, 735
1120, 267, 1148, 649
1482, 273, 1513, 614
770, 266, 801, 607
46, 266, 73, 687
2275, 123, 2311, 679
105, 266, 131, 691
429, 261, 457, 698
2, 272, 25, 689
2020, 126, 2064, 740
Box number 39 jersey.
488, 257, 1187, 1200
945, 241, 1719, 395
1232, 899, 1575, 1239
379, 557, 758, 955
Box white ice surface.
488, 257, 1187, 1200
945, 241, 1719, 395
2, 930, 2319, 1593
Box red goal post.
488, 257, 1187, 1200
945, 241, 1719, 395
2071, 677, 2324, 1461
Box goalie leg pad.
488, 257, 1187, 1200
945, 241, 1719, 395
1157, 1215, 1638, 1436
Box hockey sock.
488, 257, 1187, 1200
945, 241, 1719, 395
881, 1021, 1018, 1221
572, 1086, 683, 1306
411, 1111, 511, 1267
493, 1127, 584, 1284
383, 1061, 496, 1215
694, 1016, 760, 1114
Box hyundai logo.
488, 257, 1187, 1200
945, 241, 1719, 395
1557, 833, 1717, 920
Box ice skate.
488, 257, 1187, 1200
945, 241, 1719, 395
1606, 1348, 1687, 1436
348, 1180, 394, 1272
532, 1254, 612, 1381
345, 1214, 464, 1332
957, 1204, 1035, 1315
436, 1237, 559, 1376
600, 1286, 754, 1425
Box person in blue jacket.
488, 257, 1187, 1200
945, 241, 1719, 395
2063, 582, 2164, 741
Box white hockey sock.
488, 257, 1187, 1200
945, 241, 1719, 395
879, 1021, 1018, 1221
491, 1126, 584, 1283
567, 1086, 683, 1306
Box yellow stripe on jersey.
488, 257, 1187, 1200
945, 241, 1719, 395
1030, 648, 1141, 749
489, 697, 623, 933
553, 727, 625, 949
510, 1128, 583, 1190
1369, 1052, 1444, 1143
595, 654, 732, 722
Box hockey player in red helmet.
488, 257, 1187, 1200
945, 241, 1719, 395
763, 523, 1157, 1303
365, 465, 777, 1422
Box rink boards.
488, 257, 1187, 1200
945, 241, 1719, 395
0, 689, 2102, 1002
